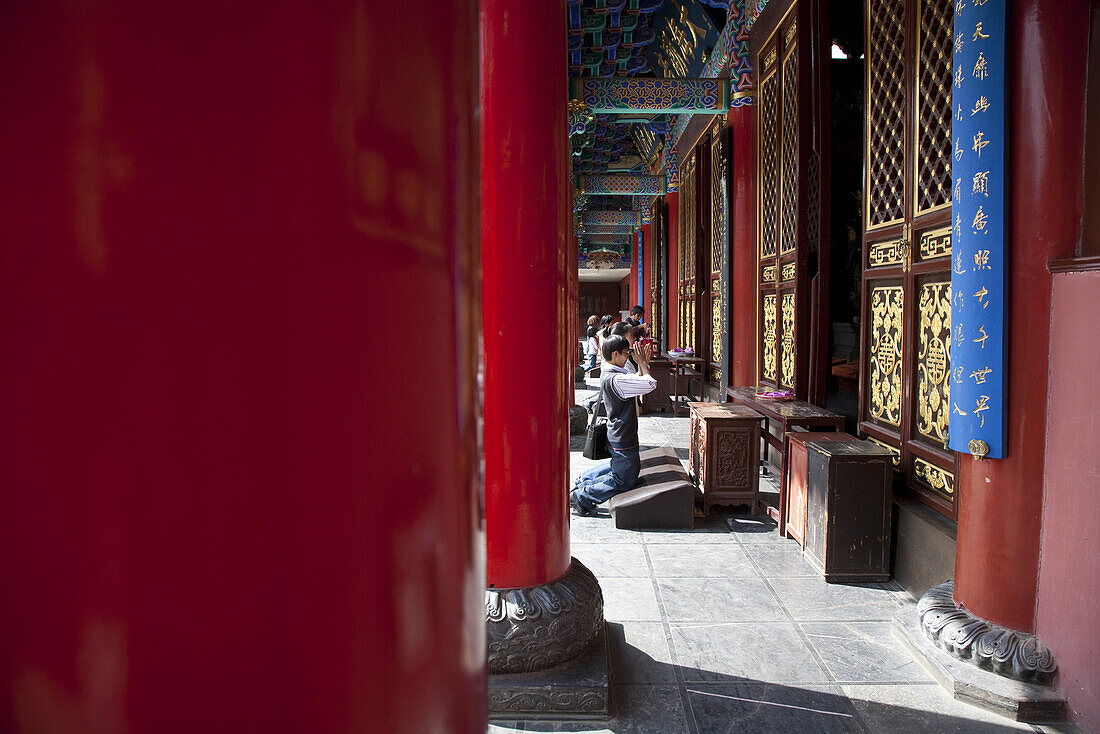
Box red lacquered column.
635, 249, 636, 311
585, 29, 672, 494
481, 0, 603, 679
953, 0, 1085, 634
728, 106, 757, 387
0, 1, 484, 733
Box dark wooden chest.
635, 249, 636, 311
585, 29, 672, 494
803, 440, 894, 583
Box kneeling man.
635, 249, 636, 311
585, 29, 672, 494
570, 334, 656, 515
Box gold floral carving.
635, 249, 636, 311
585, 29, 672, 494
917, 280, 951, 444
781, 262, 796, 282
712, 295, 722, 364
762, 294, 777, 382
762, 264, 777, 282
869, 286, 904, 426
914, 457, 954, 497
780, 293, 796, 388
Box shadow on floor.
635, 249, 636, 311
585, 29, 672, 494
507, 623, 1065, 733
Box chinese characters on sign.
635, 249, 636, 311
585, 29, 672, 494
949, 0, 1007, 459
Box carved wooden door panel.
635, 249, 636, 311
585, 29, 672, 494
709, 118, 731, 392
678, 150, 698, 352
860, 0, 957, 518
650, 198, 667, 349
755, 6, 817, 399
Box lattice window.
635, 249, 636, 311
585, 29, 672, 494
780, 45, 799, 255
759, 71, 780, 258
867, 0, 907, 228
711, 122, 726, 276
679, 152, 697, 351
915, 0, 953, 214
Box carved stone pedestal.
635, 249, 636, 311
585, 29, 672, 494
486, 558, 608, 719
892, 582, 1065, 722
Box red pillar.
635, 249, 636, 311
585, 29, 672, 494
0, 2, 484, 733
953, 0, 1086, 632
481, 0, 571, 590
729, 106, 757, 387
665, 193, 681, 348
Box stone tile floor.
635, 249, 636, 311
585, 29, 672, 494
488, 387, 1079, 734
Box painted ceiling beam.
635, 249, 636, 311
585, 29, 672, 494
580, 210, 640, 226
577, 174, 665, 196
580, 234, 631, 246
572, 78, 731, 114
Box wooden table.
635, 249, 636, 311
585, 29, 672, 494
688, 402, 765, 514
726, 387, 845, 536
666, 353, 705, 416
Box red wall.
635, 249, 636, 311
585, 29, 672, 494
579, 282, 622, 335
1037, 270, 1100, 733
0, 2, 485, 732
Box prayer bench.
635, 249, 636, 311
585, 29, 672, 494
608, 446, 694, 530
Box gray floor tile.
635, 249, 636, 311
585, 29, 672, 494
600, 577, 662, 621
685, 683, 861, 734
725, 514, 785, 542
521, 685, 689, 734
741, 543, 819, 577
569, 516, 646, 544
488, 722, 524, 733
767, 577, 902, 622
572, 543, 651, 578
800, 622, 935, 684
658, 577, 786, 622
641, 515, 738, 544
670, 622, 831, 685
842, 683, 1039, 732
607, 621, 678, 683
647, 543, 758, 578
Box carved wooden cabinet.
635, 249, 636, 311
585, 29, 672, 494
785, 431, 857, 549
688, 402, 764, 514
803, 440, 894, 583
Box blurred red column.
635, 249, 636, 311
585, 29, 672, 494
0, 2, 485, 732
481, 0, 572, 589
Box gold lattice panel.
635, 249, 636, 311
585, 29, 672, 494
679, 152, 697, 351
915, 0, 953, 215
762, 264, 777, 282
780, 47, 799, 256
711, 124, 726, 276
867, 0, 907, 228
868, 286, 904, 426
868, 239, 904, 267
917, 280, 951, 444
759, 70, 779, 260
919, 226, 951, 261
762, 294, 778, 382
781, 262, 796, 282
780, 292, 796, 388
914, 457, 955, 499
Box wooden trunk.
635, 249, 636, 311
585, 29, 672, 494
688, 402, 764, 514
785, 432, 857, 548
803, 440, 894, 582
641, 357, 673, 414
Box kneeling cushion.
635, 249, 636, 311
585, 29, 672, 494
609, 446, 694, 530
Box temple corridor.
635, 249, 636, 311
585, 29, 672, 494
485, 387, 1080, 734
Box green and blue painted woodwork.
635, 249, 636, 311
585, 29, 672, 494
574, 78, 730, 114
949, 0, 1007, 460
579, 174, 665, 196
582, 234, 633, 246
581, 210, 640, 226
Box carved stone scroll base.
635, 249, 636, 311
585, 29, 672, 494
917, 581, 1057, 685
486, 558, 603, 675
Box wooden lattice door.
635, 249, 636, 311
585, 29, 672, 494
859, 0, 958, 518
650, 198, 667, 349
708, 117, 731, 392
678, 150, 698, 352
754, 5, 820, 399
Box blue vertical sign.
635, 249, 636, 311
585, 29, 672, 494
949, 0, 1008, 460
636, 229, 644, 307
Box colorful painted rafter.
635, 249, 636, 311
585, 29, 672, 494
579, 174, 665, 196
581, 209, 640, 226
574, 78, 730, 114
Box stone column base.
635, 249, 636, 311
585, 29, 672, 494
917, 581, 1057, 684
486, 558, 603, 674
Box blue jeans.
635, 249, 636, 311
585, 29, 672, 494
573, 445, 642, 510
584, 353, 598, 371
